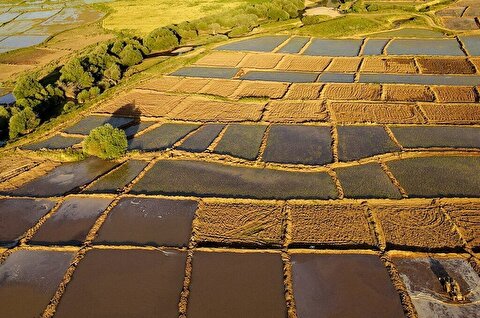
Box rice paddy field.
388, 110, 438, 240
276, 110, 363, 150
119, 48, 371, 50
2, 0, 480, 317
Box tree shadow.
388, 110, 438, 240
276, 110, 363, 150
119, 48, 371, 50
112, 100, 142, 139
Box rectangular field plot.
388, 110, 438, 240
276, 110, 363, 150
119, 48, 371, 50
263, 125, 333, 165
420, 103, 480, 124
30, 197, 112, 246
362, 38, 389, 55
123, 121, 156, 137
213, 124, 266, 160
303, 39, 363, 56
0, 250, 74, 318
390, 126, 480, 149
199, 79, 241, 97
431, 86, 477, 103
359, 74, 480, 86
459, 36, 480, 55
216, 35, 289, 52
169, 97, 264, 122
23, 134, 83, 150
284, 83, 323, 100
384, 85, 435, 102
387, 156, 480, 197
177, 124, 225, 152
170, 77, 211, 94
97, 91, 185, 117
138, 77, 182, 92
335, 163, 403, 199
276, 55, 331, 72
323, 83, 382, 100
416, 58, 476, 74
443, 203, 480, 250
53, 249, 186, 318
131, 160, 338, 199
94, 198, 197, 247
7, 157, 118, 197
374, 204, 463, 250
232, 81, 289, 99
128, 123, 200, 151
337, 125, 401, 161
85, 160, 148, 193
326, 57, 362, 72
386, 39, 465, 56
171, 67, 239, 79
264, 100, 328, 123
290, 253, 405, 318
361, 57, 417, 74
64, 115, 133, 135
238, 53, 284, 69
277, 36, 310, 53
240, 71, 318, 83
187, 251, 287, 318
330, 102, 424, 124
0, 198, 55, 247
290, 203, 375, 248
194, 51, 246, 67
392, 256, 480, 317
195, 201, 284, 247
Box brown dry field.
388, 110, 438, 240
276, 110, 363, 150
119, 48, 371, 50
383, 85, 435, 102
138, 77, 183, 92
199, 79, 242, 97
0, 161, 60, 191
372, 203, 464, 250
471, 58, 480, 72
264, 100, 328, 123
329, 102, 424, 124
194, 200, 285, 246
361, 57, 418, 74
441, 17, 479, 30
232, 81, 289, 99
290, 203, 375, 247
416, 58, 476, 74
419, 103, 480, 124
238, 53, 284, 69
0, 64, 36, 82
284, 83, 323, 100
97, 90, 186, 117
323, 83, 382, 100
442, 202, 480, 250
0, 154, 42, 183
168, 97, 265, 122
170, 78, 211, 94
0, 48, 69, 66
275, 55, 331, 72
326, 57, 362, 73
432, 86, 478, 103
194, 51, 246, 67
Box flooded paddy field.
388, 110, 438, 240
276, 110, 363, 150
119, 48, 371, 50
2, 31, 480, 318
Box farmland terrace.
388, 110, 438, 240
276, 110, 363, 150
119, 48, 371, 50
1, 32, 480, 317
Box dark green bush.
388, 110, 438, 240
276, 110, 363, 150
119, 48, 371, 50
366, 4, 379, 12
0, 106, 9, 132
60, 58, 95, 91
302, 15, 329, 25
8, 107, 40, 139
77, 87, 101, 104
83, 124, 127, 160
267, 7, 290, 21
144, 27, 179, 51
119, 44, 144, 67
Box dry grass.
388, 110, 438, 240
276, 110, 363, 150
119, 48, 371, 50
194, 51, 247, 67
169, 97, 265, 121
238, 53, 284, 69
323, 83, 382, 100
199, 79, 242, 97
290, 203, 375, 247
0, 64, 35, 82
170, 78, 211, 94
361, 57, 417, 74
138, 77, 183, 92
195, 201, 284, 246
383, 85, 435, 102
264, 100, 328, 123
232, 81, 289, 99
326, 57, 362, 73
276, 55, 331, 72
416, 58, 476, 74
420, 103, 480, 124
284, 83, 323, 100
330, 102, 424, 124
432, 86, 477, 102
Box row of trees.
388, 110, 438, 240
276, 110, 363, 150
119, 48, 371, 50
1, 0, 306, 143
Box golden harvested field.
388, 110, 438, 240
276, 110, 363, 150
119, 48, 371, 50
199, 79, 242, 97
276, 55, 331, 72
170, 78, 212, 94
194, 51, 247, 67
284, 83, 323, 100
238, 53, 284, 69
232, 81, 289, 99
326, 57, 362, 73
361, 57, 418, 73
419, 103, 480, 124
264, 100, 328, 123
329, 102, 424, 124
323, 83, 382, 100
432, 86, 478, 103
383, 85, 435, 102
416, 58, 476, 74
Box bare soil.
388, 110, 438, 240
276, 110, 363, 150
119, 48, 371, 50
443, 202, 480, 250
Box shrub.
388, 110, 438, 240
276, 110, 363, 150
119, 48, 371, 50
302, 15, 329, 25
228, 25, 251, 37
144, 27, 179, 51
83, 124, 128, 160
62, 101, 79, 114
8, 107, 40, 139
0, 106, 9, 132
60, 58, 95, 91
119, 44, 144, 67
267, 7, 290, 21
77, 87, 101, 104
367, 4, 379, 12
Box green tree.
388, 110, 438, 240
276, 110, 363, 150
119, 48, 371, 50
0, 106, 9, 132
119, 44, 143, 67
83, 124, 128, 160
8, 107, 40, 139
77, 87, 101, 104
60, 58, 95, 91
144, 27, 179, 51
